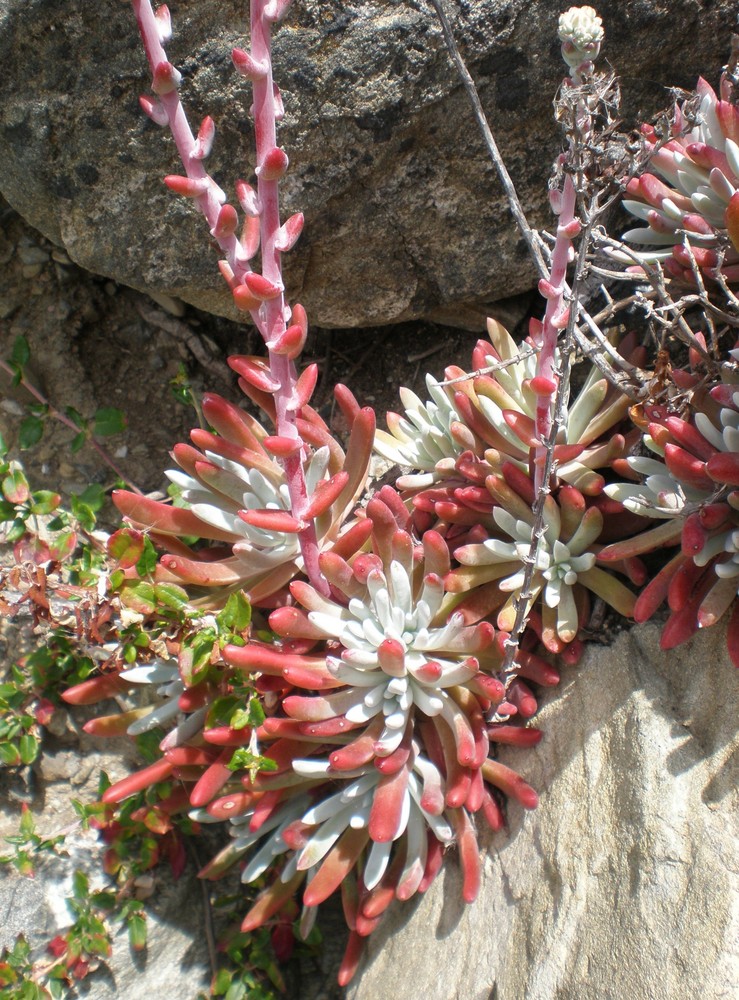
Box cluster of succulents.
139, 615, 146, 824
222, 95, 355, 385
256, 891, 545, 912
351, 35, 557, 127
621, 70, 739, 285
44, 0, 739, 991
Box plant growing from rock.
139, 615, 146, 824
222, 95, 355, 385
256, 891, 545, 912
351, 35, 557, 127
3, 0, 739, 995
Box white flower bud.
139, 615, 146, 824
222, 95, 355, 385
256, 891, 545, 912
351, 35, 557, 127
558, 6, 604, 71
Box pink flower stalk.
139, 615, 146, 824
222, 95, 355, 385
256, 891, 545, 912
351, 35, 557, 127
527, 7, 604, 490
131, 0, 330, 594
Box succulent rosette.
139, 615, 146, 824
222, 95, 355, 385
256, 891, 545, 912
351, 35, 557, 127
203, 489, 548, 982
446, 463, 638, 651
602, 386, 739, 664
375, 319, 637, 531
114, 377, 374, 607
621, 70, 739, 284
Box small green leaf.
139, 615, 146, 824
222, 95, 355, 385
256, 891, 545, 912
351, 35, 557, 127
153, 582, 189, 610
227, 749, 279, 773
29, 490, 61, 516
217, 592, 252, 634
19, 416, 44, 450
18, 734, 39, 766
229, 707, 252, 731
76, 484, 106, 510
72, 869, 89, 898
119, 580, 157, 615
65, 406, 86, 430
127, 912, 147, 951
0, 742, 21, 766
70, 431, 87, 453
135, 536, 158, 577
10, 335, 30, 368
247, 697, 266, 727
93, 407, 126, 437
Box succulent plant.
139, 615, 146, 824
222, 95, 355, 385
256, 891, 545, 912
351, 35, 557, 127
621, 69, 739, 285
114, 382, 374, 608
602, 380, 739, 664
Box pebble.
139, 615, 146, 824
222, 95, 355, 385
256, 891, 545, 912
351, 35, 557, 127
17, 244, 49, 267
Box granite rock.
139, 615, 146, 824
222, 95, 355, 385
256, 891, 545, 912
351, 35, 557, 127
0, 0, 737, 327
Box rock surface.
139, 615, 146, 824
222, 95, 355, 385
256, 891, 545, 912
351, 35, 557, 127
348, 621, 739, 1000
1, 0, 736, 328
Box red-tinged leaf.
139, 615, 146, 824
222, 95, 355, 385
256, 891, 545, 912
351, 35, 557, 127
663, 443, 714, 492
48, 529, 78, 562
368, 766, 410, 843
515, 648, 560, 686
281, 662, 344, 690
659, 600, 700, 651
238, 508, 302, 532
275, 212, 304, 252
206, 791, 255, 822
83, 709, 150, 737
725, 189, 739, 252
243, 271, 282, 301
231, 47, 268, 80
164, 174, 208, 198
151, 60, 181, 95
374, 737, 412, 775
662, 416, 716, 462
502, 409, 538, 447
228, 354, 281, 392
488, 724, 543, 746
257, 146, 289, 181
329, 725, 382, 771
113, 489, 237, 542
241, 213, 261, 260
102, 759, 175, 803
681, 512, 708, 559
232, 283, 260, 312
203, 726, 253, 747
107, 527, 145, 569
241, 870, 305, 932
262, 434, 301, 457
269, 605, 325, 640
267, 322, 306, 360
192, 115, 215, 159
507, 679, 538, 718
633, 551, 684, 622
337, 931, 365, 988
223, 641, 328, 679
699, 503, 732, 531
165, 746, 217, 767
211, 203, 238, 238
530, 375, 557, 396
159, 554, 245, 587
598, 519, 683, 560
481, 758, 538, 809
707, 450, 739, 487
449, 807, 481, 903
294, 363, 319, 410
119, 579, 157, 615
62, 673, 130, 706
697, 574, 738, 628
303, 826, 370, 908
